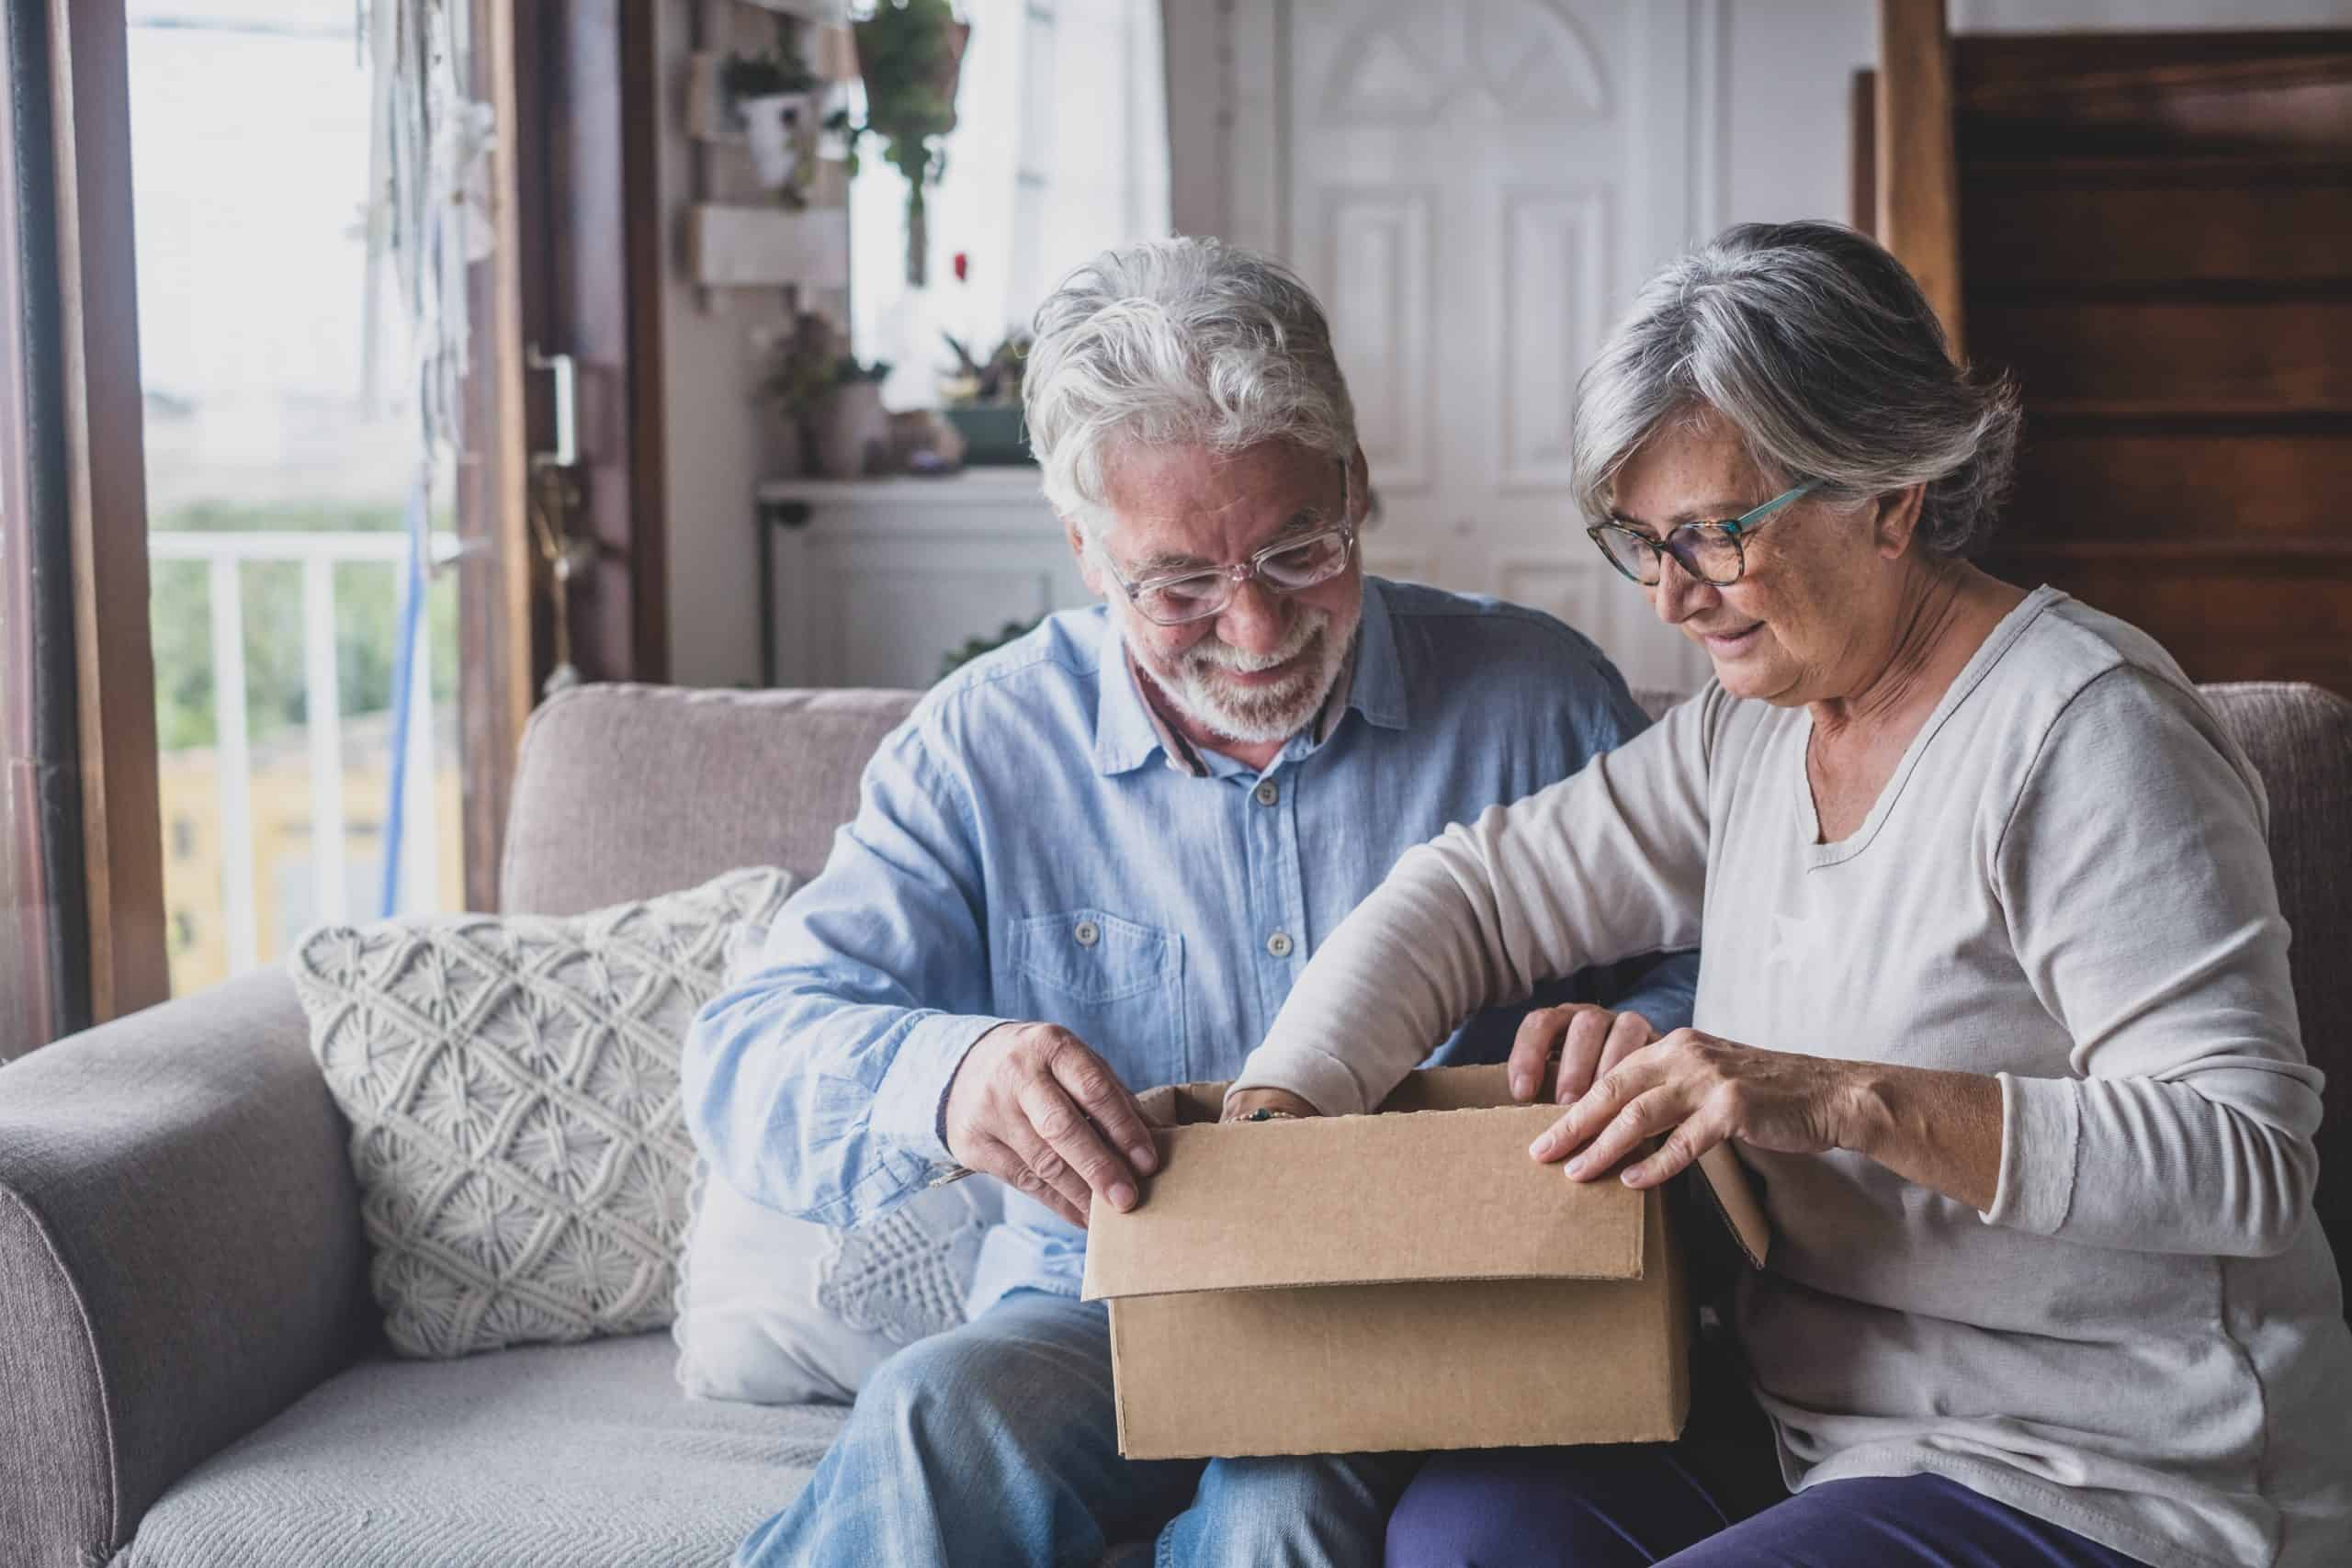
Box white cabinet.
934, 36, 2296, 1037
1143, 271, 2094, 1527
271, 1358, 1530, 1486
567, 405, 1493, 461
757, 471, 1092, 690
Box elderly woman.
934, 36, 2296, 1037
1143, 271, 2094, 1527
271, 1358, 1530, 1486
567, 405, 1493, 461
1225, 221, 2352, 1568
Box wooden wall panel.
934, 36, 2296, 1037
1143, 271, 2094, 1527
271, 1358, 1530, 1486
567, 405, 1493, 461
1972, 301, 2352, 416
1949, 28, 2352, 700
1964, 175, 2352, 288
2003, 432, 2352, 547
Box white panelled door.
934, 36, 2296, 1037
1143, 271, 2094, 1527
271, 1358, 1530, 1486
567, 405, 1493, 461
1236, 0, 1725, 694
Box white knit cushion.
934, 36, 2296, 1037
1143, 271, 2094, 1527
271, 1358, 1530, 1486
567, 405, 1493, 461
673, 1166, 997, 1406
673, 922, 999, 1405
288, 867, 797, 1359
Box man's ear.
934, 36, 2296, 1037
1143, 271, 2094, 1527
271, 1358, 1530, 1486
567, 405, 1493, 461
1871, 483, 1928, 559
1066, 516, 1106, 596
1346, 445, 1371, 526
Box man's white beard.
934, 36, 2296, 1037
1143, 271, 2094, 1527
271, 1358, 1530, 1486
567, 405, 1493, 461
1137, 603, 1358, 747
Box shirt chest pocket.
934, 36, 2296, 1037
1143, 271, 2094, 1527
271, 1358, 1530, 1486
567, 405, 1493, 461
1001, 909, 1189, 1085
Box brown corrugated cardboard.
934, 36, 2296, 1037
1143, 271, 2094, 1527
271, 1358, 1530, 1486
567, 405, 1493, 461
1080, 1063, 1768, 1461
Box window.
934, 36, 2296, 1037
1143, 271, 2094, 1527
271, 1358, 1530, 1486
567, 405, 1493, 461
128, 3, 464, 996
851, 0, 1170, 410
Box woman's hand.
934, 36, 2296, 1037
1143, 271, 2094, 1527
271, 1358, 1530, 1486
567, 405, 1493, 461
1531, 1028, 1860, 1188
1506, 1002, 1659, 1104
1531, 1028, 2003, 1210
1222, 1087, 1323, 1122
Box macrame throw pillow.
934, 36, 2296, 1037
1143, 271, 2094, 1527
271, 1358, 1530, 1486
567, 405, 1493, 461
289, 866, 796, 1359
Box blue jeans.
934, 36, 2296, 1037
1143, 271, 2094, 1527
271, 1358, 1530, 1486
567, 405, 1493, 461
1385, 1444, 2152, 1567
737, 1290, 1415, 1568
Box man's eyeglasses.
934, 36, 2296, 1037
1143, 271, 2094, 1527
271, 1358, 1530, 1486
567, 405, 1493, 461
1586, 480, 1820, 588
1099, 468, 1358, 626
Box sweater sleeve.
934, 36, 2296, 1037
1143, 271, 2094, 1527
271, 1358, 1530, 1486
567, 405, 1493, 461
1985, 666, 2324, 1257
1230, 687, 1719, 1115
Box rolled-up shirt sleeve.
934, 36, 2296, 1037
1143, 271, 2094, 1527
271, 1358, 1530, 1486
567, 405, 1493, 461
683, 724, 1012, 1227
1232, 689, 1719, 1115
1986, 667, 2324, 1256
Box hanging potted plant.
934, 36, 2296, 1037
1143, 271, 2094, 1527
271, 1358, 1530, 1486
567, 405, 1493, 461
723, 51, 820, 192
828, 0, 969, 287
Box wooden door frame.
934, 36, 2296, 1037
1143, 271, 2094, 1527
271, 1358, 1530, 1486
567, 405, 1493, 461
1874, 0, 1964, 355
513, 0, 669, 688
40, 0, 167, 1023
1, 0, 92, 1045
459, 0, 668, 911
458, 0, 537, 914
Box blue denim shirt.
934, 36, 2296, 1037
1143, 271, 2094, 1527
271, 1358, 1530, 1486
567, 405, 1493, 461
684, 579, 1698, 1315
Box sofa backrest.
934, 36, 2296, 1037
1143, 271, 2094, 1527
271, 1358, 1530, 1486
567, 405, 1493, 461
2200, 682, 2352, 1260
503, 679, 2351, 1258
502, 684, 919, 917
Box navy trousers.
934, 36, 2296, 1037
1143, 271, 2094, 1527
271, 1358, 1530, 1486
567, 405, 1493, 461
1385, 1445, 2153, 1568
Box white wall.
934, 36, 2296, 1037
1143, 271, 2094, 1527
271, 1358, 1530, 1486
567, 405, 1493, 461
1723, 0, 2352, 230
656, 5, 801, 690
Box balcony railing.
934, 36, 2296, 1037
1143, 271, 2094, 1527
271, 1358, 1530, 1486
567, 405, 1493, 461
149, 528, 461, 976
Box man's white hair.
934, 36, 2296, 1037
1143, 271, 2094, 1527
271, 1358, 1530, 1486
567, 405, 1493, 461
1023, 238, 1359, 538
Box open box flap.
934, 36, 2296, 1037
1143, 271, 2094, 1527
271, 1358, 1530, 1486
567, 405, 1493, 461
1693, 1143, 1770, 1269
1085, 1065, 1768, 1301
1081, 1100, 1646, 1300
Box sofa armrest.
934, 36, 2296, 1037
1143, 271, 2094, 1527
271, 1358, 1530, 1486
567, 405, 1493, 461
0, 968, 373, 1567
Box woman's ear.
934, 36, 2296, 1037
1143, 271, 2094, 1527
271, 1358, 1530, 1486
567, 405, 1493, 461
1872, 483, 1928, 559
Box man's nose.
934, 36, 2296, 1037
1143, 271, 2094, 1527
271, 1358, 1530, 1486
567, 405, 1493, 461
1649, 553, 1715, 626
1216, 575, 1291, 655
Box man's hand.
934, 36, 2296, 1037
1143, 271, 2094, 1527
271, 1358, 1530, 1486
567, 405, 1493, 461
943, 1022, 1159, 1227
1506, 1002, 1658, 1105
1221, 1087, 1322, 1122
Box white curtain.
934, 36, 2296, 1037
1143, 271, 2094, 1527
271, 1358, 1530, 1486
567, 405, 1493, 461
850, 0, 1171, 412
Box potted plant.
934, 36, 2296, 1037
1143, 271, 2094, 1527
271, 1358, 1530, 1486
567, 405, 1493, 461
723, 51, 820, 192
828, 0, 969, 286
812, 357, 894, 479
939, 329, 1032, 466
764, 312, 893, 479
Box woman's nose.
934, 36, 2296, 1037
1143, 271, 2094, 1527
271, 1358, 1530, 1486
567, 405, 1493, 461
1649, 553, 1714, 626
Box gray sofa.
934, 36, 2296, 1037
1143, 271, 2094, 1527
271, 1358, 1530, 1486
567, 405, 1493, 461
3, 679, 2346, 1568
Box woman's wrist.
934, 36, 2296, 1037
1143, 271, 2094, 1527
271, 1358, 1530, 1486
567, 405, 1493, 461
1222, 1085, 1323, 1122
1835, 1062, 2002, 1212
1833, 1063, 1905, 1162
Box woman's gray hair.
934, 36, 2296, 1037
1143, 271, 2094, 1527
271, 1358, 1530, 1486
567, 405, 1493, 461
1573, 220, 2021, 559
1023, 238, 1357, 535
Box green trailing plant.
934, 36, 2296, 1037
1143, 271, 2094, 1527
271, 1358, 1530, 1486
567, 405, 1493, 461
941, 331, 1029, 405
827, 0, 969, 286
721, 51, 818, 102
939, 615, 1045, 680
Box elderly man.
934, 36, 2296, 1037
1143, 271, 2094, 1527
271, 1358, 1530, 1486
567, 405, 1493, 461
684, 237, 1698, 1568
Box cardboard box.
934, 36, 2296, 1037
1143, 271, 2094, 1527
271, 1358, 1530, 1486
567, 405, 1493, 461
1080, 1064, 1770, 1460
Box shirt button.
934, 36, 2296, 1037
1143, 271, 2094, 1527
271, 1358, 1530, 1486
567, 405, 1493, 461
1253, 780, 1279, 807
1074, 919, 1101, 947
1266, 931, 1295, 958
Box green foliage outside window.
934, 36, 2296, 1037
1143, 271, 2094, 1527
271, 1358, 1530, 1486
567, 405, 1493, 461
149, 501, 459, 753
